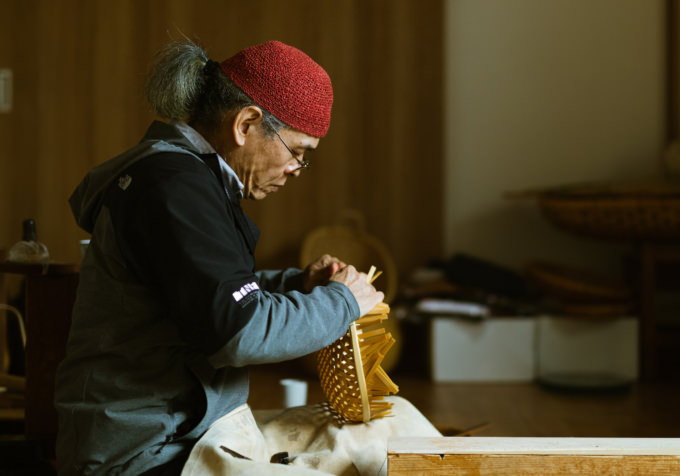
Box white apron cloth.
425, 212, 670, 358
181, 396, 440, 476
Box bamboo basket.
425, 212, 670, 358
317, 268, 399, 422
535, 180, 680, 240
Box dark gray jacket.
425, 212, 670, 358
54, 121, 359, 475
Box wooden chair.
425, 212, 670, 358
0, 249, 26, 430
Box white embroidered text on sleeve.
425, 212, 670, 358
232, 282, 260, 302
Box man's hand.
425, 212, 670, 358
330, 265, 384, 317
302, 254, 346, 292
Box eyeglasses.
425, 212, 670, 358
273, 130, 311, 171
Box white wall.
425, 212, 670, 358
444, 0, 666, 275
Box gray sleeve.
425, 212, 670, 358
255, 268, 305, 293
207, 281, 359, 368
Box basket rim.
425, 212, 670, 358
539, 178, 680, 199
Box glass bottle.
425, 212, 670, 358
7, 219, 50, 264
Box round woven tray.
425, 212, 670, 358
560, 302, 634, 317
298, 217, 402, 375
537, 179, 680, 240
300, 224, 398, 303
525, 261, 631, 302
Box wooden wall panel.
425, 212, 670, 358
669, 0, 675, 141
0, 2, 14, 252
0, 0, 443, 282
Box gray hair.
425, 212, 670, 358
144, 41, 285, 136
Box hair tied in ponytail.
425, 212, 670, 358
203, 59, 220, 76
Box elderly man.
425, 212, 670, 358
55, 39, 387, 475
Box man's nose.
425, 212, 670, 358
285, 165, 302, 177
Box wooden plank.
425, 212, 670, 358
388, 454, 680, 475
388, 437, 680, 475
389, 437, 680, 455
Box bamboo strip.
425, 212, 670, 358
350, 323, 371, 422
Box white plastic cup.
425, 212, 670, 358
80, 239, 90, 260
280, 378, 308, 408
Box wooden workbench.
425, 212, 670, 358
388, 436, 680, 475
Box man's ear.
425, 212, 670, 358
233, 106, 264, 146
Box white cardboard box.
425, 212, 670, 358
430, 316, 536, 382
536, 315, 638, 380
429, 314, 639, 383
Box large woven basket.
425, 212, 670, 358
536, 179, 680, 240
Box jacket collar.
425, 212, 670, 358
143, 121, 244, 202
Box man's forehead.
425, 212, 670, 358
287, 130, 320, 149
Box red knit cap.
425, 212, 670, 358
220, 41, 333, 138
